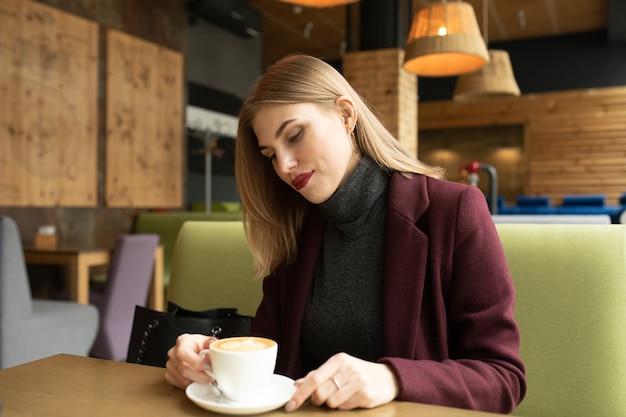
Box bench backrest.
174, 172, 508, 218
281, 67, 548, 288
496, 223, 626, 417
133, 211, 242, 287
166, 221, 262, 317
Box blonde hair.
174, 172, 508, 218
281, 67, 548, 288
235, 54, 444, 279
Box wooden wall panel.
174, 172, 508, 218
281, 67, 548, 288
105, 29, 183, 208
419, 126, 525, 204
419, 86, 626, 205
0, 0, 98, 206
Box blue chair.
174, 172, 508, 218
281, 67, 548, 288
0, 217, 99, 369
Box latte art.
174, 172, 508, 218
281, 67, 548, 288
213, 337, 275, 352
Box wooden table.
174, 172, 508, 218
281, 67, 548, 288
23, 245, 164, 311
0, 354, 513, 417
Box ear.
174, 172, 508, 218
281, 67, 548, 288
335, 96, 357, 132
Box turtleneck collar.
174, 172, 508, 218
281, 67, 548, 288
318, 156, 388, 224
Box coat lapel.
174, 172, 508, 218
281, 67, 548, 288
280, 208, 325, 376
382, 174, 430, 358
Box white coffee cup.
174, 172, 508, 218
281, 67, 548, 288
200, 336, 277, 403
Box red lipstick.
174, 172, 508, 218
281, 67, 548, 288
291, 171, 313, 191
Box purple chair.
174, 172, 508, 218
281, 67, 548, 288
89, 234, 159, 361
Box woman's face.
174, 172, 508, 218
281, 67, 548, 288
252, 99, 360, 204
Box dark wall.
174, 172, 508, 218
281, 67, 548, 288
418, 31, 626, 102
187, 16, 261, 100
35, 0, 186, 52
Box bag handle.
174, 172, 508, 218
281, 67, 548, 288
136, 318, 160, 365
134, 317, 227, 364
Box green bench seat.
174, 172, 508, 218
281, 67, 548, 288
497, 224, 626, 417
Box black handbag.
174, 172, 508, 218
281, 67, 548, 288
126, 302, 253, 367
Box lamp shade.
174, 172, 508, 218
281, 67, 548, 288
403, 1, 489, 77
276, 0, 359, 7
453, 49, 521, 101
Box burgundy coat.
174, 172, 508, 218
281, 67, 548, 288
250, 173, 526, 413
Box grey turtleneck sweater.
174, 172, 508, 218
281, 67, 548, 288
301, 157, 389, 369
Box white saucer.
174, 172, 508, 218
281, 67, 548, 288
186, 374, 296, 415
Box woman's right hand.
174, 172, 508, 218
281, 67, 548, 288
164, 333, 217, 389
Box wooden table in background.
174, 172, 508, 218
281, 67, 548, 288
23, 245, 164, 311
0, 354, 513, 417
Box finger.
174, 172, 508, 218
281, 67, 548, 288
285, 372, 326, 411
164, 336, 217, 389
325, 378, 360, 410
287, 366, 342, 411
332, 363, 400, 410
164, 355, 191, 389
174, 335, 217, 369
293, 369, 334, 404
336, 391, 363, 411
164, 367, 189, 389
164, 346, 187, 388
310, 377, 345, 407
286, 353, 361, 412
178, 355, 214, 384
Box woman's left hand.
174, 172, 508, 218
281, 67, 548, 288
285, 352, 399, 412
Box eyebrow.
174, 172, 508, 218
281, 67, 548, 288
257, 118, 297, 152
275, 119, 295, 139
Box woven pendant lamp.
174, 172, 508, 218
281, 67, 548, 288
403, 1, 489, 77
453, 0, 520, 100
276, 0, 359, 8
453, 49, 520, 101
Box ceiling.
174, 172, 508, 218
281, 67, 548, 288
244, 0, 609, 69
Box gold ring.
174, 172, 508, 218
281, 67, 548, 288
332, 376, 341, 390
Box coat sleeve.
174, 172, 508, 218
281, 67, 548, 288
380, 185, 526, 413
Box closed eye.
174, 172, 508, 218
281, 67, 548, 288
258, 127, 302, 160
288, 129, 303, 144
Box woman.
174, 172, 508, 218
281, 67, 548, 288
165, 54, 526, 413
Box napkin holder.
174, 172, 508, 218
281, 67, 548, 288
35, 225, 58, 249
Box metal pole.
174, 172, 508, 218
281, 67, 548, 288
205, 132, 212, 213
480, 163, 498, 215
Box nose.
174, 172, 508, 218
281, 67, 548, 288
274, 150, 297, 176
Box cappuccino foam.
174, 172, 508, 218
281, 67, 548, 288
214, 337, 274, 352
